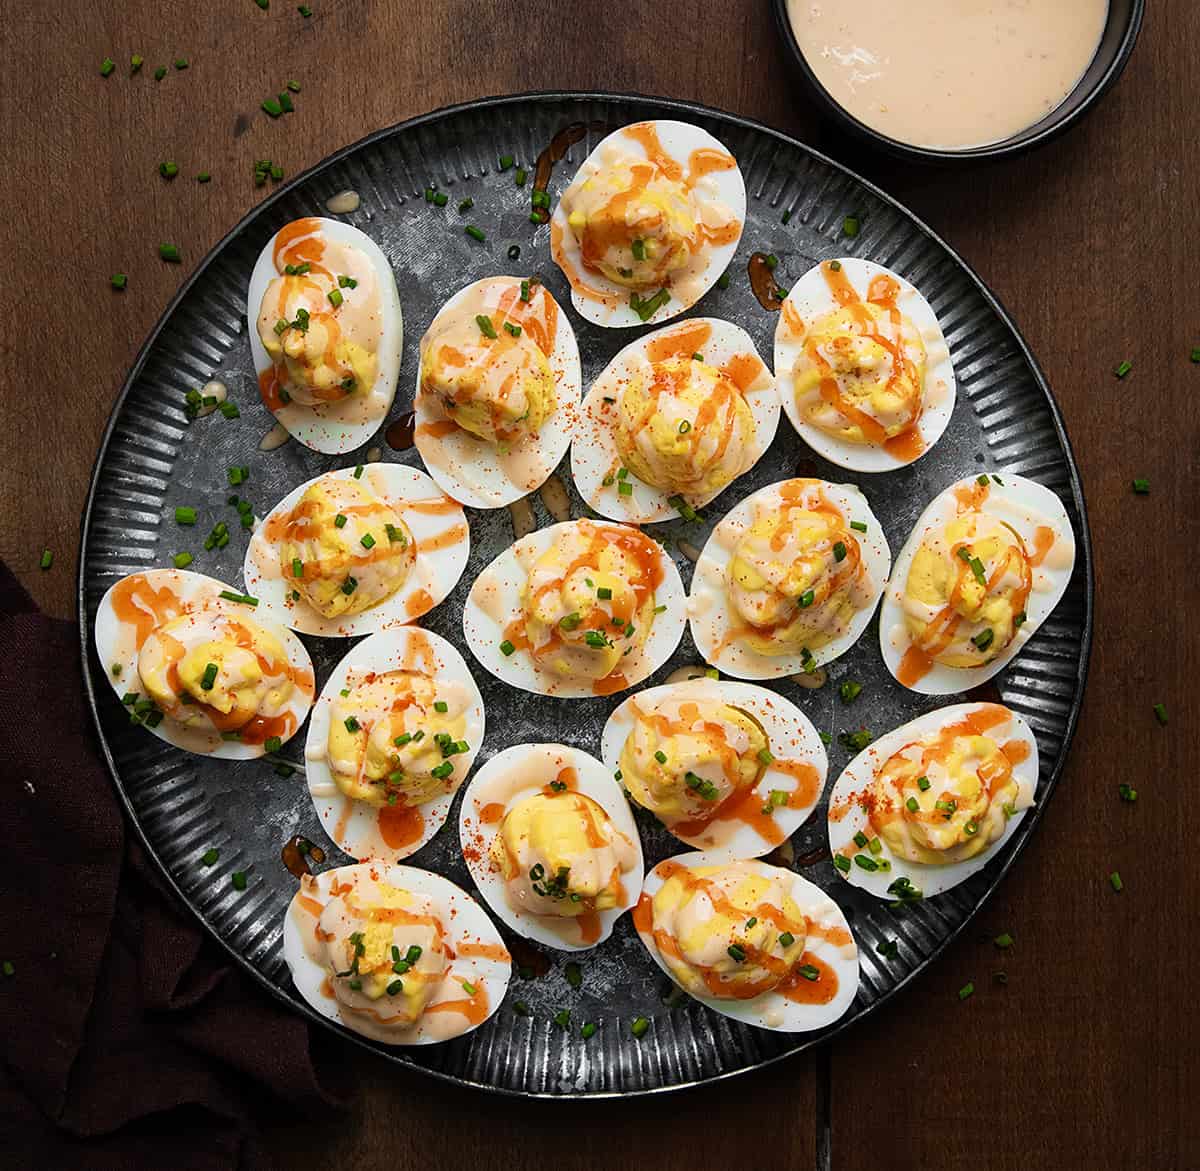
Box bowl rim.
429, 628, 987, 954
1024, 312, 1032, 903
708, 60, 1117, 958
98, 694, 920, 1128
770, 0, 1145, 163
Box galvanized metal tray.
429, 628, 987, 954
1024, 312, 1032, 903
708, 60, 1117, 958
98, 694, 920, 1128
79, 92, 1093, 1097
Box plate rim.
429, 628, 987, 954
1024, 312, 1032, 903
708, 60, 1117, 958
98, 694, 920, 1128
76, 88, 1095, 1100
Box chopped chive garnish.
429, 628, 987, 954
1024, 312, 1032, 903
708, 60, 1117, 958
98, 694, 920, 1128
763, 253, 778, 271
1191, 346, 1200, 363
958, 982, 974, 1000
969, 557, 987, 586
842, 215, 860, 237
231, 871, 247, 891
716, 271, 731, 290
631, 238, 646, 261
1114, 360, 1132, 379
631, 1016, 650, 1038
433, 700, 449, 713
630, 288, 670, 322
906, 796, 919, 813
37, 548, 54, 570
964, 820, 979, 836
782, 209, 792, 224
327, 288, 343, 308
201, 848, 219, 865
798, 964, 820, 981
580, 1021, 597, 1040
917, 775, 931, 791
218, 590, 258, 606
504, 320, 522, 336
834, 855, 851, 873
877, 939, 899, 959
476, 313, 498, 339
174, 57, 188, 69
340, 577, 357, 595
175, 506, 197, 525
500, 639, 515, 656
832, 540, 847, 562
564, 961, 582, 988
756, 747, 774, 766
110, 273, 127, 290
333, 513, 347, 528
994, 932, 1014, 949
654, 749, 668, 764
159, 243, 181, 262
1118, 782, 1138, 802
1109, 871, 1124, 892
159, 161, 179, 180
519, 279, 531, 302
778, 931, 795, 948
100, 57, 116, 77
972, 628, 995, 651
199, 661, 219, 691
853, 830, 869, 848
264, 736, 282, 754
839, 680, 862, 704
553, 1009, 570, 1027
596, 586, 612, 600
1132, 478, 1150, 495
343, 716, 360, 733
850, 520, 867, 533
854, 854, 878, 872
461, 980, 477, 996
499, 154, 514, 171
727, 944, 746, 963
262, 98, 283, 118
1153, 702, 1168, 725
465, 225, 486, 243
798, 589, 815, 608
456, 197, 474, 214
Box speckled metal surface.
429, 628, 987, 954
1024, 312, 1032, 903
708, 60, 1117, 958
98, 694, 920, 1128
79, 93, 1093, 1097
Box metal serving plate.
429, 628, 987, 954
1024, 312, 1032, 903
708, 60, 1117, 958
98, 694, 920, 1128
79, 93, 1093, 1097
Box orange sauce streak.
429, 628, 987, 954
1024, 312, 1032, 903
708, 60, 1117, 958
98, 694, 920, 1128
455, 942, 511, 963
778, 952, 838, 1005
1030, 525, 1055, 567
576, 913, 602, 944
332, 798, 352, 844
897, 644, 935, 687
721, 353, 764, 394
273, 217, 330, 279
320, 975, 335, 999
399, 496, 461, 517
632, 891, 653, 933
258, 366, 287, 412
645, 321, 713, 364
1002, 738, 1031, 765
687, 146, 736, 183
624, 123, 684, 181
419, 523, 468, 552
416, 420, 459, 440
297, 893, 325, 919
954, 480, 991, 513
378, 802, 425, 850
592, 672, 630, 697
557, 766, 578, 789
549, 219, 616, 304
404, 588, 435, 619
479, 802, 506, 825
111, 574, 185, 648
425, 980, 490, 1026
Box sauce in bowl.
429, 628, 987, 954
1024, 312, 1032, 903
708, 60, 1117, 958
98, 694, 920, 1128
787, 0, 1109, 150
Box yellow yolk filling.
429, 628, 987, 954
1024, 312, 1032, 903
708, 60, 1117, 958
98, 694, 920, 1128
794, 304, 926, 443
326, 672, 466, 807
282, 480, 414, 619
903, 514, 1030, 666
619, 700, 767, 824
651, 864, 807, 1000
614, 357, 754, 496
420, 320, 556, 444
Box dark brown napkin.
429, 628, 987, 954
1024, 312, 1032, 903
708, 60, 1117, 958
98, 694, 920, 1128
0, 563, 349, 1169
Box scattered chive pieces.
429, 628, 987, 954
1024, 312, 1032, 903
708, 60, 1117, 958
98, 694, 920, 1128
159, 161, 179, 180
159, 243, 181, 263
200, 847, 221, 866
217, 590, 258, 606
327, 288, 343, 308
100, 57, 116, 77
353, 464, 364, 478
504, 320, 522, 336
111, 273, 127, 290
580, 1021, 597, 1040
839, 680, 862, 704
1114, 360, 1132, 379
231, 871, 247, 891
877, 939, 899, 959
834, 855, 851, 873
782, 209, 792, 224
654, 749, 668, 764
298, 3, 312, 13
829, 260, 842, 271
553, 1009, 570, 1027
175, 506, 197, 525
798, 964, 820, 982
219, 401, 240, 419
499, 154, 514, 171
334, 513, 347, 528
798, 589, 815, 608
172, 552, 193, 569
972, 628, 995, 651
475, 314, 498, 339
1132, 478, 1150, 495
842, 215, 860, 237
433, 700, 449, 713
958, 982, 974, 1000
1191, 346, 1200, 363
514, 167, 527, 186
832, 540, 847, 562
631, 1016, 650, 1038
977, 474, 990, 486
853, 830, 869, 848
154, 67, 167, 81
716, 271, 731, 290
906, 796, 919, 813
264, 736, 282, 754
278, 92, 293, 113
850, 520, 867, 532
854, 854, 878, 872
565, 962, 582, 988
461, 980, 477, 996
763, 253, 778, 271
1118, 782, 1138, 802
500, 639, 515, 656
779, 931, 795, 948
433, 192, 448, 207
1153, 702, 1168, 726
360, 533, 375, 550
756, 747, 774, 766
131, 54, 144, 72
465, 225, 486, 243
262, 98, 283, 118
512, 1000, 531, 1016
1109, 871, 1123, 892
287, 80, 301, 92
727, 944, 746, 962
994, 932, 1014, 949
917, 775, 931, 791
197, 172, 211, 183
174, 58, 188, 70
37, 548, 54, 570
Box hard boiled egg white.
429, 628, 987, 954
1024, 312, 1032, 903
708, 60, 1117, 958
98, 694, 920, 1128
458, 743, 644, 952
463, 519, 686, 698
550, 120, 746, 328
413, 277, 581, 509
775, 258, 955, 472
283, 861, 510, 1045
826, 703, 1039, 899
245, 463, 468, 637
634, 850, 859, 1033
247, 217, 403, 454
303, 627, 485, 862
600, 678, 827, 859
571, 317, 779, 523
879, 473, 1076, 695
93, 568, 314, 759
689, 478, 890, 678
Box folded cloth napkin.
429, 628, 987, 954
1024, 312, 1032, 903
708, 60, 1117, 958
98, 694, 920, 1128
0, 563, 350, 1169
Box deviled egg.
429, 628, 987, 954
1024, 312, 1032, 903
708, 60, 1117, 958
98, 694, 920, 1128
601, 677, 827, 858
463, 518, 686, 697
634, 851, 858, 1032
689, 478, 890, 678
571, 317, 779, 523
775, 258, 955, 472
303, 627, 485, 861
283, 861, 510, 1045
245, 463, 468, 637
414, 276, 581, 508
459, 743, 643, 951
827, 702, 1038, 898
94, 568, 314, 758
550, 120, 745, 328
880, 473, 1076, 694
248, 217, 403, 453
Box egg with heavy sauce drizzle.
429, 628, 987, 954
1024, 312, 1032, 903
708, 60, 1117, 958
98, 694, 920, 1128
775, 258, 955, 472
600, 677, 827, 859
879, 473, 1076, 694
414, 276, 581, 509
93, 568, 315, 759
303, 627, 485, 862
550, 121, 746, 328
571, 317, 779, 523
459, 743, 644, 952
634, 851, 858, 1032
247, 217, 403, 454
463, 518, 686, 698
826, 702, 1038, 898
283, 861, 510, 1045
689, 478, 890, 678
245, 463, 469, 637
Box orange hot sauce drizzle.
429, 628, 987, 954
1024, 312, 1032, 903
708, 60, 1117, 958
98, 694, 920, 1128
425, 978, 491, 1026
377, 801, 425, 850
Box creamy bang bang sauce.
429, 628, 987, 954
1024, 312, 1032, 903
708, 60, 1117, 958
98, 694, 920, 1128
787, 0, 1109, 150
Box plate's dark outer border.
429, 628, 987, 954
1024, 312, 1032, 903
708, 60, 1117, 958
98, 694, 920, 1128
76, 90, 1094, 1100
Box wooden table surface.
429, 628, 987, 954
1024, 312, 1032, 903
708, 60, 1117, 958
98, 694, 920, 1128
8, 2, 1197, 1167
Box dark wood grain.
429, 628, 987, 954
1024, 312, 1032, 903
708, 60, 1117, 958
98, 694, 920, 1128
6, 2, 1196, 1168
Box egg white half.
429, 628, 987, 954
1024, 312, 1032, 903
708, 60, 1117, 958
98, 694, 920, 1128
635, 851, 859, 1033
458, 743, 645, 952
246, 217, 403, 454
826, 703, 1039, 899
283, 860, 510, 1045
571, 317, 779, 523
775, 257, 955, 472
462, 519, 686, 698
689, 478, 891, 678
245, 462, 469, 637
600, 678, 827, 859
549, 120, 746, 328
303, 627, 485, 862
879, 473, 1077, 695
413, 277, 581, 509
93, 568, 314, 760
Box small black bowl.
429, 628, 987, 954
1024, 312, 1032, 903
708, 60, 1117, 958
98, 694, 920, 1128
772, 0, 1144, 163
